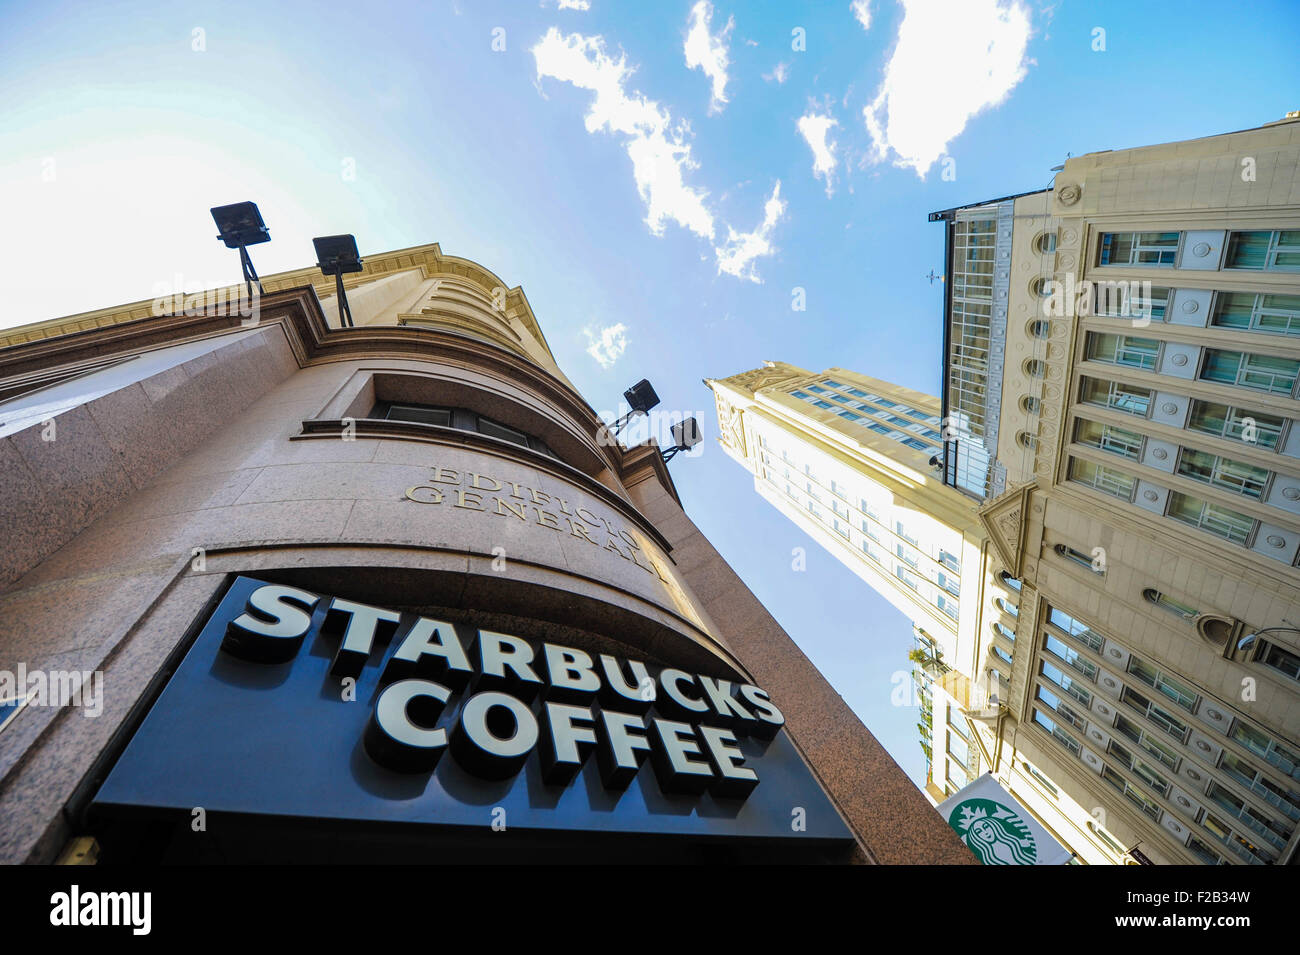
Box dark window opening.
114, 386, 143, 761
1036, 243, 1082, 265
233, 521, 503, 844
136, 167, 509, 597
372, 400, 557, 458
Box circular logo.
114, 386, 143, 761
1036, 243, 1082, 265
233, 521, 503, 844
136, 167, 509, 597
950, 798, 1038, 865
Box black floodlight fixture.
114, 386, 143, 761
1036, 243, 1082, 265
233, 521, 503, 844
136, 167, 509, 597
312, 234, 364, 328
610, 378, 660, 435
661, 416, 702, 462
211, 201, 269, 297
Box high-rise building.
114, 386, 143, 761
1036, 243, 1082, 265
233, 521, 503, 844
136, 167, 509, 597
711, 113, 1300, 865
0, 241, 973, 864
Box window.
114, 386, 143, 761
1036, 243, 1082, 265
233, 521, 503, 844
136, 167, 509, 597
1024, 359, 1047, 378
1224, 230, 1300, 271
991, 645, 1014, 665
1089, 821, 1126, 855
1025, 761, 1060, 797
1027, 319, 1051, 339
1044, 634, 1097, 681
1099, 231, 1179, 266
1114, 714, 1179, 771
1219, 752, 1300, 821
822, 379, 845, 389
1021, 395, 1041, 415
1094, 283, 1170, 321
937, 593, 959, 620
1068, 457, 1137, 500
1187, 399, 1284, 451
1142, 588, 1198, 620
1121, 686, 1189, 742
1054, 543, 1104, 574
1017, 431, 1038, 450
1186, 836, 1223, 866
896, 543, 919, 569
1206, 783, 1292, 851
1167, 491, 1254, 545
992, 622, 1016, 642
1108, 739, 1172, 797
939, 550, 961, 573
1201, 349, 1300, 395
1102, 765, 1163, 820
377, 402, 556, 458
1036, 686, 1085, 729
1080, 377, 1152, 417
998, 571, 1022, 592
1212, 291, 1300, 335
1040, 661, 1092, 707
836, 410, 863, 421
806, 384, 828, 394
1230, 722, 1300, 779
1035, 232, 1057, 255
895, 565, 919, 591
1074, 419, 1143, 459
1127, 656, 1197, 711
947, 728, 970, 769
1177, 449, 1269, 499
1256, 640, 1300, 683
1047, 606, 1105, 652
995, 597, 1018, 618
1086, 332, 1159, 370
895, 522, 918, 546
1033, 710, 1081, 756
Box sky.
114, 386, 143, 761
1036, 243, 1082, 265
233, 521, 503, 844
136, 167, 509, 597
2, 0, 1298, 787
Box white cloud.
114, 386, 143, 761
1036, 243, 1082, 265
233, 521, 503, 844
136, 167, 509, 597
797, 110, 839, 196
862, 0, 1031, 177
547, 0, 591, 9
585, 323, 628, 369
714, 181, 786, 283
683, 1, 735, 114
850, 0, 871, 30
763, 61, 789, 84
533, 29, 715, 239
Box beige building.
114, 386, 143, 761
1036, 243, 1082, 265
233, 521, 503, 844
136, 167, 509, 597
933, 114, 1300, 865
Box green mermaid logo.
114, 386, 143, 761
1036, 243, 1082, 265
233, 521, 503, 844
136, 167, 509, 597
949, 798, 1038, 865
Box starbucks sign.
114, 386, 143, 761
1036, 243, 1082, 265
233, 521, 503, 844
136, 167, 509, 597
936, 774, 1071, 865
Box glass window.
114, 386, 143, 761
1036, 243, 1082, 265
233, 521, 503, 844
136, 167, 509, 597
1230, 722, 1300, 779
1225, 230, 1300, 271
947, 730, 970, 769
1257, 641, 1300, 683
1127, 656, 1197, 711
1036, 686, 1085, 729
1068, 457, 1137, 500
1086, 332, 1159, 370
1201, 349, 1300, 395
1074, 419, 1143, 459
386, 403, 452, 427
1044, 634, 1097, 681
1054, 543, 1104, 575
995, 597, 1019, 617
992, 622, 1016, 642
991, 645, 1014, 665
939, 550, 961, 573
1212, 292, 1300, 335
1176, 449, 1269, 499
1080, 377, 1152, 417
1166, 491, 1254, 545
1033, 710, 1081, 756
1102, 765, 1163, 820
998, 571, 1022, 592
1142, 588, 1198, 620
1187, 399, 1284, 451
1040, 661, 1092, 707
1047, 606, 1104, 652
1099, 231, 1179, 266
1121, 685, 1190, 742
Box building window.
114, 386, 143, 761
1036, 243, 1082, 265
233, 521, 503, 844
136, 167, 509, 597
377, 402, 557, 458
1036, 686, 1085, 729
1114, 714, 1180, 771
1107, 740, 1173, 797
995, 597, 1019, 618
1047, 606, 1105, 652
998, 571, 1022, 592
1088, 821, 1125, 855
1032, 710, 1081, 756
1212, 291, 1300, 335
1074, 418, 1143, 460
1166, 491, 1254, 545
1017, 431, 1038, 450
1224, 230, 1300, 271
895, 565, 919, 591
1099, 231, 1179, 266
1020, 395, 1040, 415
1054, 543, 1104, 575
1044, 634, 1097, 681
1041, 661, 1092, 707
1086, 332, 1159, 371
1206, 783, 1292, 851
1080, 377, 1152, 417
1068, 457, 1137, 500
1127, 656, 1197, 711
1185, 836, 1223, 866
1230, 721, 1300, 779
1255, 640, 1300, 684
1101, 765, 1163, 821
1024, 761, 1060, 797
1176, 449, 1269, 499
937, 594, 959, 620
939, 550, 961, 573
1120, 685, 1189, 742
1218, 752, 1300, 820
991, 645, 1013, 665
1201, 349, 1300, 395
1035, 232, 1058, 255
992, 622, 1016, 642
1142, 588, 1199, 620
1094, 283, 1170, 321
1187, 399, 1284, 451
1024, 359, 1047, 378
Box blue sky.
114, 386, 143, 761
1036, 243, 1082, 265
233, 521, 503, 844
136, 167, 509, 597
2, 0, 1297, 786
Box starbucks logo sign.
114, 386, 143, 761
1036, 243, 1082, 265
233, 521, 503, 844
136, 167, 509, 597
949, 798, 1038, 865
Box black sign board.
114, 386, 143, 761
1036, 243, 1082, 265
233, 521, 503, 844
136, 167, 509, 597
92, 576, 852, 846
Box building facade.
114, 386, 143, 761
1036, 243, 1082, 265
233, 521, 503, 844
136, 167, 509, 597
932, 115, 1300, 865
0, 242, 974, 864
